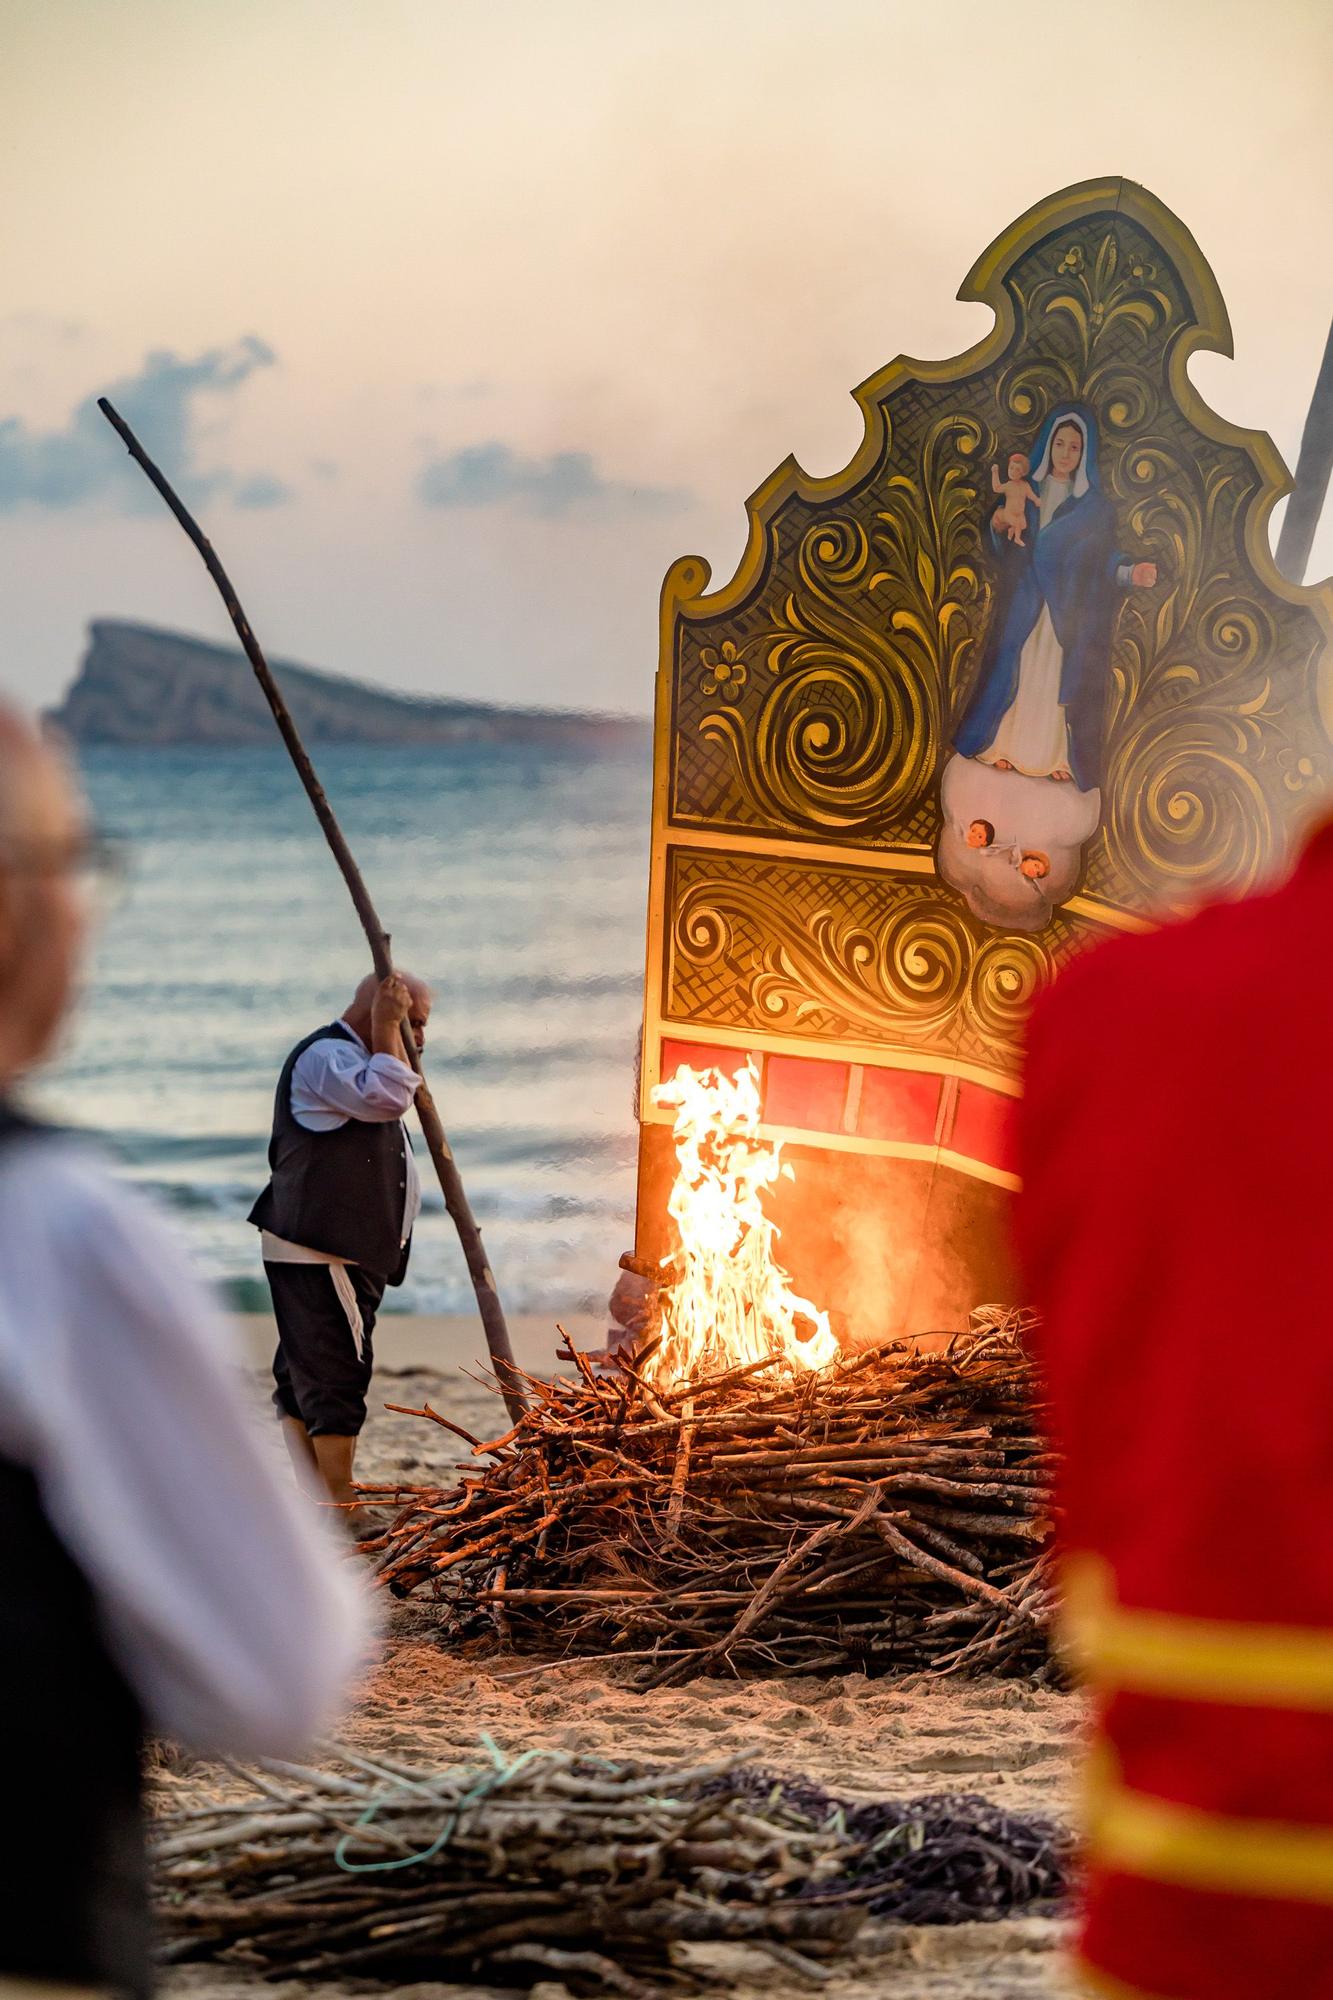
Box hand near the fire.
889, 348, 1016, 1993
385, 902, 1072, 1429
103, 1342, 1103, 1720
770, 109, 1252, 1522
609, 1267, 657, 1337
1130, 561, 1158, 589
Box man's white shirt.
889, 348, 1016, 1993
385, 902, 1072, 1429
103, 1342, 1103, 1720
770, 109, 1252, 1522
261, 1023, 421, 1267
0, 1131, 373, 1755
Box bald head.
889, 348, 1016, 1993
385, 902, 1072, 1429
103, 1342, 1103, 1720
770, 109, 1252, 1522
348, 969, 430, 1012
342, 968, 432, 1056
0, 705, 91, 1082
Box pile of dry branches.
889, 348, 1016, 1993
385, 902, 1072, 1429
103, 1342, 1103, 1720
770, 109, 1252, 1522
364, 1314, 1056, 1682
155, 1743, 1070, 1990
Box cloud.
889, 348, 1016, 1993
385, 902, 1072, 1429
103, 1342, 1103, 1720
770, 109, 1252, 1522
416, 378, 494, 405
0, 311, 88, 343
232, 471, 293, 509
417, 441, 690, 517
0, 335, 292, 513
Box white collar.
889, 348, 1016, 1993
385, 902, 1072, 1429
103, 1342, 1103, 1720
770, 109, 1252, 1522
338, 1019, 369, 1056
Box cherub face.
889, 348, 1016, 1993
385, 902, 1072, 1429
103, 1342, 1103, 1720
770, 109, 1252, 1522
1049, 423, 1084, 479
966, 819, 994, 849
1007, 453, 1029, 477
1019, 850, 1050, 880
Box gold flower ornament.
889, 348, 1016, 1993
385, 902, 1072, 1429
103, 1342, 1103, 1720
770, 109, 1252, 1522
700, 640, 748, 702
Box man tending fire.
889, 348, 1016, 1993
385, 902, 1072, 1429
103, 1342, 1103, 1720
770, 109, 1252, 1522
249, 969, 431, 1535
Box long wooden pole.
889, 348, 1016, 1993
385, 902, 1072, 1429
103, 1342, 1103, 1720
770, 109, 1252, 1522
97, 396, 528, 1422
1276, 316, 1333, 587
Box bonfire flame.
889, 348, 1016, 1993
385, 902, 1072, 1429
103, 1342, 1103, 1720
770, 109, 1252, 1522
647, 1060, 839, 1388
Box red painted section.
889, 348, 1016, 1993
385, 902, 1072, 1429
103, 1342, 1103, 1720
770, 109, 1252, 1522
855, 1066, 941, 1145
764, 1054, 850, 1133
659, 1039, 756, 1085
950, 1080, 1019, 1175
656, 1038, 1018, 1178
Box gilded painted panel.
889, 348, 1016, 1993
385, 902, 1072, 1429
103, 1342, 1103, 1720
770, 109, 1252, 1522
643, 178, 1333, 1121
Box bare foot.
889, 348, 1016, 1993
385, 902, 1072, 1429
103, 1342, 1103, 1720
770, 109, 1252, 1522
994, 758, 1015, 772
1051, 767, 1073, 782
320, 1499, 377, 1543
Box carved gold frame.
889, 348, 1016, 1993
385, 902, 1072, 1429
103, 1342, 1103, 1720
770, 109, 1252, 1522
638, 178, 1333, 1177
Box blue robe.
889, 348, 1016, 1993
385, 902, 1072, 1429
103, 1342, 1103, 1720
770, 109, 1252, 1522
954, 406, 1128, 792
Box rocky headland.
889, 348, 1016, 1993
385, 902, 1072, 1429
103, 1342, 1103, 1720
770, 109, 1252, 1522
48, 620, 648, 750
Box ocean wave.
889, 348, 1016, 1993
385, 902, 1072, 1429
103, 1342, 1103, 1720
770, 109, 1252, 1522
451, 1128, 638, 1171
218, 1274, 276, 1314
140, 1177, 633, 1228
456, 971, 642, 1004
405, 1039, 633, 1083
139, 1179, 257, 1212
90, 1129, 267, 1166
422, 1186, 634, 1225
74, 1123, 634, 1175
50, 743, 649, 1317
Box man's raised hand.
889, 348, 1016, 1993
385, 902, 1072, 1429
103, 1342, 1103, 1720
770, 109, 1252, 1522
370, 973, 412, 1057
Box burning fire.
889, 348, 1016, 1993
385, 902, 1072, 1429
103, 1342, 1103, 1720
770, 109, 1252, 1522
647, 1060, 839, 1388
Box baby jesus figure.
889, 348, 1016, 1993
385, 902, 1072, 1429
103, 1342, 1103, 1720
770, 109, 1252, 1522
991, 452, 1039, 545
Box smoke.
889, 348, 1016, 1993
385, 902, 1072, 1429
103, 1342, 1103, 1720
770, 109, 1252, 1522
763, 1145, 1017, 1345
827, 1194, 909, 1347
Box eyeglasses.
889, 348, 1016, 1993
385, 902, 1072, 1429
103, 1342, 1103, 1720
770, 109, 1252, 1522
0, 831, 128, 908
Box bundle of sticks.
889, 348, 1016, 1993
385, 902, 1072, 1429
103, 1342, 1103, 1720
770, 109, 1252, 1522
155, 1743, 1070, 1990
364, 1313, 1057, 1683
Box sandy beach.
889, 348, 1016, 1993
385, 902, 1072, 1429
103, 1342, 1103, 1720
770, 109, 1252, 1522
229, 1312, 612, 1380
154, 1314, 1090, 2000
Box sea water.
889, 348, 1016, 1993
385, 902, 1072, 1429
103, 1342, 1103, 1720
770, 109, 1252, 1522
37, 741, 652, 1315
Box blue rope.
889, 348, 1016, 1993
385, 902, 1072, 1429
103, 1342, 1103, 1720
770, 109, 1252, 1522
334, 1734, 557, 1875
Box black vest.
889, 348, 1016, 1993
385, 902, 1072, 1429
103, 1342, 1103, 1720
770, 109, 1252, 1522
248, 1021, 413, 1282
0, 1113, 151, 1998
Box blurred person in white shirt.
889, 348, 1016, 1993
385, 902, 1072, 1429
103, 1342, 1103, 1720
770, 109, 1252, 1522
0, 708, 373, 2000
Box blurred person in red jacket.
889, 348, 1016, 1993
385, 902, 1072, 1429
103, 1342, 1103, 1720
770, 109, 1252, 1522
0, 709, 373, 1999
1017, 816, 1333, 2000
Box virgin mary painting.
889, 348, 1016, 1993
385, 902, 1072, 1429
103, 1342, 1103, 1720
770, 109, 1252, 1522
936, 402, 1157, 931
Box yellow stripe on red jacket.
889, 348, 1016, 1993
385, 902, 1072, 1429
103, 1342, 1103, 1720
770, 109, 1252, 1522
1017, 825, 1333, 2000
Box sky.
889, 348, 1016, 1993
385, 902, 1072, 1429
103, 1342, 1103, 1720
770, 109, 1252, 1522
2, 0, 1330, 718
